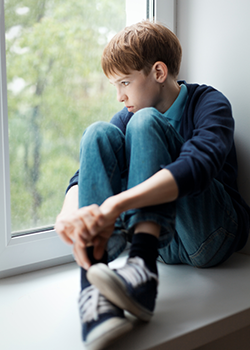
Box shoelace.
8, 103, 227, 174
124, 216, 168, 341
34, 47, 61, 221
116, 257, 158, 287
79, 285, 117, 323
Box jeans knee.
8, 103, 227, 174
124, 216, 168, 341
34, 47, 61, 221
80, 121, 115, 147
80, 121, 125, 158
82, 121, 109, 139
126, 107, 159, 136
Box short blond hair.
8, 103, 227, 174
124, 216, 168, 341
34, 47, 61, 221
102, 20, 182, 78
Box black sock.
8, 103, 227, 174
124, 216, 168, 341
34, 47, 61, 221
80, 246, 108, 290
129, 233, 159, 275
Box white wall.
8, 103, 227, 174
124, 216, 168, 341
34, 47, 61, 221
177, 0, 250, 254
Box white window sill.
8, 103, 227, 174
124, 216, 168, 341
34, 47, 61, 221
1, 252, 250, 350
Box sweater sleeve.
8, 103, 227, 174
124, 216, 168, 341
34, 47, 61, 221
65, 169, 79, 194
166, 87, 235, 197
110, 107, 133, 133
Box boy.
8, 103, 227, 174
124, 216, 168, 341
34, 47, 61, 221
55, 20, 250, 350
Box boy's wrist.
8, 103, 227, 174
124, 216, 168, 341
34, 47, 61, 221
101, 195, 124, 218
107, 191, 136, 216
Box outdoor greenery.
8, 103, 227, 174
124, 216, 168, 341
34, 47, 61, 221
5, 0, 126, 233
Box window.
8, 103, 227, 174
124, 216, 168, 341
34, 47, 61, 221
0, 0, 175, 278
6, 0, 127, 235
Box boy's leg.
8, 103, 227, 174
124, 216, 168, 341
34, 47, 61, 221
123, 108, 238, 269
88, 108, 184, 320
159, 178, 238, 268
77, 122, 132, 348
78, 121, 128, 261
122, 108, 183, 279
87, 107, 239, 321
79, 247, 132, 349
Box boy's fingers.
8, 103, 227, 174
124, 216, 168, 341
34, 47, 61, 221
55, 204, 106, 248
65, 211, 90, 245
55, 217, 74, 245
92, 224, 114, 260
73, 243, 91, 270
93, 237, 108, 261
58, 231, 74, 245
77, 205, 105, 236
89, 204, 105, 225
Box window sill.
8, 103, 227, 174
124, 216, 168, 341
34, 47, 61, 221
1, 253, 250, 350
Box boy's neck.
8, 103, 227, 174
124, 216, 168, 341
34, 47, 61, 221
159, 78, 181, 114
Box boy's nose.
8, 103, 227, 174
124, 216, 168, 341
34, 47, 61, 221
117, 91, 126, 103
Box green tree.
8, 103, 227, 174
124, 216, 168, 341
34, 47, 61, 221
5, 0, 126, 232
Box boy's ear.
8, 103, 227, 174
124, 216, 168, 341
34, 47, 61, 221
153, 61, 168, 83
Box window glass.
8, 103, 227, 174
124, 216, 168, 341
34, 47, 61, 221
5, 0, 126, 235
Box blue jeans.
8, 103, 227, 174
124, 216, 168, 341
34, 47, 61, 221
78, 107, 238, 268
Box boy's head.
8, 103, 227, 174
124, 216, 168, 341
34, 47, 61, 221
101, 20, 182, 79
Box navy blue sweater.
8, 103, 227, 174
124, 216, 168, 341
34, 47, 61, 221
67, 82, 250, 252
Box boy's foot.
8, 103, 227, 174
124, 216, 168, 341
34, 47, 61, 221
87, 256, 159, 322
78, 284, 132, 350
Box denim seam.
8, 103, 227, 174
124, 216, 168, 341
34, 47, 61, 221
214, 196, 238, 225
188, 227, 235, 267
109, 162, 119, 186
107, 137, 125, 186
210, 182, 238, 226
177, 235, 191, 265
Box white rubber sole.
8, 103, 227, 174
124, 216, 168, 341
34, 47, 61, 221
85, 316, 132, 350
87, 264, 152, 322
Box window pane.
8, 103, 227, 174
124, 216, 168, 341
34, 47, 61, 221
5, 0, 126, 235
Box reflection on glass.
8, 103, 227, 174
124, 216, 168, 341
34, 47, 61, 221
5, 0, 126, 234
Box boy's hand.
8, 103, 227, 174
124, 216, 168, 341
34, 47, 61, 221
55, 201, 120, 268
73, 223, 114, 269
55, 195, 122, 268
55, 204, 105, 247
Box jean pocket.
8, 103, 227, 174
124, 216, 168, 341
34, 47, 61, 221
189, 227, 236, 268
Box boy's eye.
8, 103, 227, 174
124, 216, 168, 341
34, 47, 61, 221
122, 81, 129, 86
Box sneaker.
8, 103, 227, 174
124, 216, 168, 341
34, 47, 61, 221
87, 257, 158, 322
78, 284, 132, 350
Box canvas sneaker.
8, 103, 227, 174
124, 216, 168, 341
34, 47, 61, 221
87, 256, 159, 322
78, 284, 132, 350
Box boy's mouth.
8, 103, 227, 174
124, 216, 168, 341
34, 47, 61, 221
126, 106, 134, 112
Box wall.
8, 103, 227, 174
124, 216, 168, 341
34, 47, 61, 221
177, 0, 250, 254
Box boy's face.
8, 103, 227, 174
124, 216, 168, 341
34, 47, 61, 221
109, 69, 162, 114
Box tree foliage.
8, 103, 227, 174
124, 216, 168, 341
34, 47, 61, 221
5, 0, 126, 232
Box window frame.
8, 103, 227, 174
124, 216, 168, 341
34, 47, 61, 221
0, 0, 175, 278
155, 0, 176, 32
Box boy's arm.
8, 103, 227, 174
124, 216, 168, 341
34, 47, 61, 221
66, 168, 178, 244
73, 168, 178, 266
55, 184, 111, 268
54, 168, 178, 269
167, 86, 234, 198
55, 185, 79, 245
101, 168, 178, 218
75, 168, 178, 265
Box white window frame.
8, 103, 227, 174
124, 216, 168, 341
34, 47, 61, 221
126, 0, 176, 33
0, 0, 175, 278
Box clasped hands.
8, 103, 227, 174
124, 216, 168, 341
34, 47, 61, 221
55, 198, 119, 269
